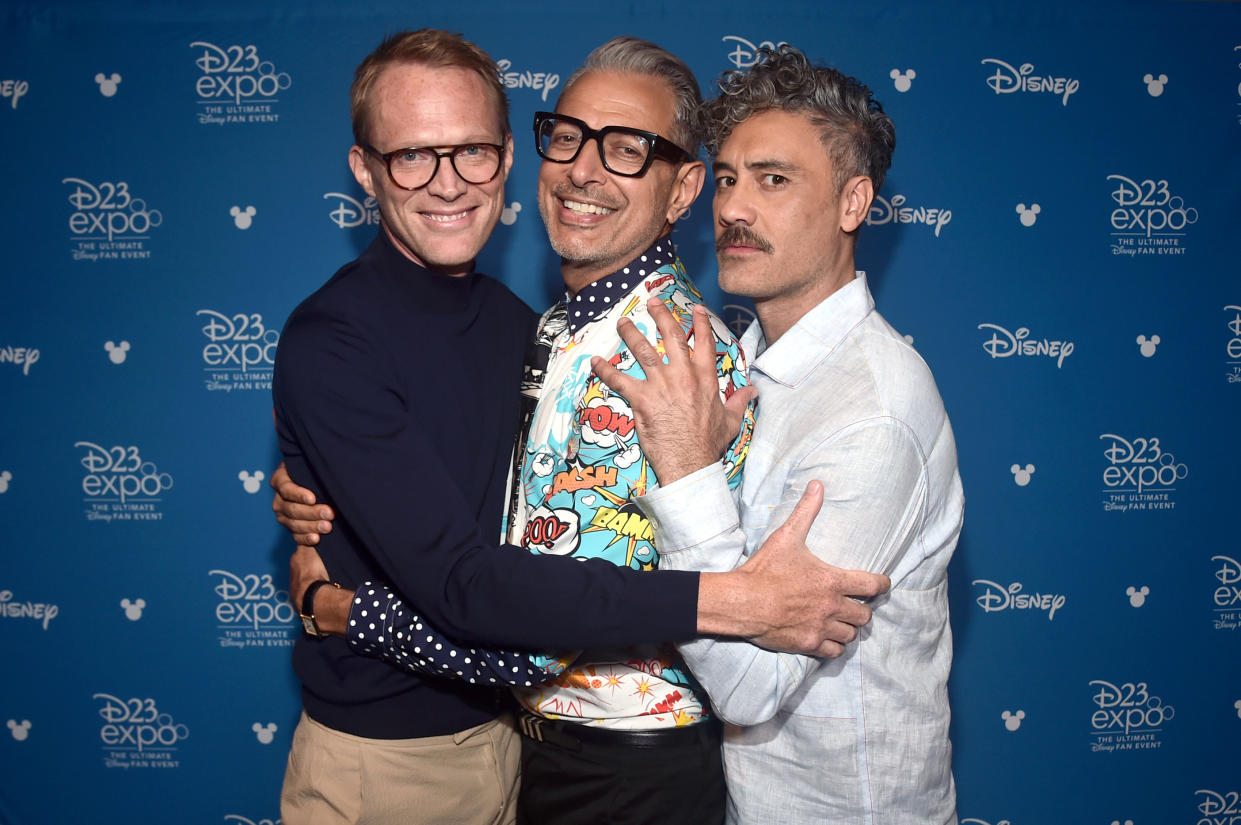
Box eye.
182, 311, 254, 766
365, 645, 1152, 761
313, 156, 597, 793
395, 148, 432, 165
761, 174, 788, 186
714, 175, 736, 188
457, 144, 483, 157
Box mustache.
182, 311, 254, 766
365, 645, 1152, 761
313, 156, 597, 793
715, 225, 773, 255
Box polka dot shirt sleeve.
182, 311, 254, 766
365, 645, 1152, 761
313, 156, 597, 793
347, 583, 556, 687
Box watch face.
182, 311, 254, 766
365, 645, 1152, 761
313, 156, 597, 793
300, 615, 319, 637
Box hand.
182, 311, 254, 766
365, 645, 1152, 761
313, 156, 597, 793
699, 482, 890, 657
271, 461, 334, 545
591, 299, 755, 486
289, 546, 331, 613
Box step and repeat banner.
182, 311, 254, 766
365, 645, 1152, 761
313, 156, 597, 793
1, 1, 1238, 823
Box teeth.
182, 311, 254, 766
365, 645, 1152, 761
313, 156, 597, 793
426, 211, 469, 223
564, 199, 614, 215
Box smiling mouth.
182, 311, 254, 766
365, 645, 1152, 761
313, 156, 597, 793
562, 199, 615, 216
423, 208, 473, 223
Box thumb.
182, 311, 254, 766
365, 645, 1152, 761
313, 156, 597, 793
778, 481, 824, 544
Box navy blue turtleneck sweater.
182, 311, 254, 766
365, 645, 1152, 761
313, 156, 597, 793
274, 232, 698, 738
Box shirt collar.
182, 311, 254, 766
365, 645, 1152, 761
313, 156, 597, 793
749, 272, 875, 387
564, 239, 675, 335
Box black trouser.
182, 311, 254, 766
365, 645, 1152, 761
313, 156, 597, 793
515, 712, 726, 825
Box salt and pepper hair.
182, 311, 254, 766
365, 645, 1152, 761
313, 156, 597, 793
699, 44, 895, 193
350, 29, 510, 146
561, 36, 702, 158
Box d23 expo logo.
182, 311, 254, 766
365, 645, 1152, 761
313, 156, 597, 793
1196, 789, 1241, 824
76, 442, 171, 522
1088, 679, 1174, 753
197, 310, 278, 392
1107, 175, 1198, 257
62, 178, 161, 261
1213, 555, 1241, 632
190, 41, 289, 124
721, 36, 788, 69
1099, 434, 1186, 512
210, 569, 297, 649
94, 694, 187, 769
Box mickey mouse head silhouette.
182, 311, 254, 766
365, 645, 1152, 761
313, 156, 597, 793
1136, 334, 1160, 358
889, 68, 916, 93
120, 598, 146, 621
1010, 464, 1035, 487
1015, 203, 1041, 227
94, 72, 122, 97
0, 470, 11, 493
104, 340, 131, 364
238, 470, 265, 494
1142, 73, 1168, 97
252, 722, 278, 744
501, 201, 522, 226
230, 205, 257, 230
1001, 709, 1026, 731
6, 720, 31, 741
1125, 585, 1150, 608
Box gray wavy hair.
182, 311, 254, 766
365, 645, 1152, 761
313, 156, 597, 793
562, 36, 702, 158
699, 45, 895, 193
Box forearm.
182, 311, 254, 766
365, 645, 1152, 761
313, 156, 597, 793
345, 583, 558, 686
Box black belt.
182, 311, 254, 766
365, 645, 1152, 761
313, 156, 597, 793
516, 710, 721, 751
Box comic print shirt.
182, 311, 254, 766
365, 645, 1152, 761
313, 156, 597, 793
507, 239, 754, 730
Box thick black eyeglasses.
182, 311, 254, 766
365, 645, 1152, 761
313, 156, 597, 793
362, 142, 505, 191
533, 111, 690, 178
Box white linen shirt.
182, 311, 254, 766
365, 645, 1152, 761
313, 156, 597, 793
640, 274, 963, 825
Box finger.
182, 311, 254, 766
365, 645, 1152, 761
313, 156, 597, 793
812, 640, 846, 659
647, 298, 692, 366
777, 481, 825, 543
275, 480, 316, 507
292, 531, 321, 546
270, 461, 293, 492
829, 598, 873, 629
690, 305, 718, 380
615, 316, 663, 370
275, 497, 331, 524
591, 355, 638, 398
722, 385, 757, 440
837, 570, 891, 599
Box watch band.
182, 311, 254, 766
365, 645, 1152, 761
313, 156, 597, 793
299, 579, 341, 638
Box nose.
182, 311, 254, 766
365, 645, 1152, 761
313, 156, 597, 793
715, 181, 756, 227
423, 152, 466, 200
567, 136, 608, 188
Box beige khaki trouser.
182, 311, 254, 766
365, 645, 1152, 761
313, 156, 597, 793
281, 711, 520, 825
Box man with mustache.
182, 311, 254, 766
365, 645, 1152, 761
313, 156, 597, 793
274, 32, 887, 825
597, 45, 964, 824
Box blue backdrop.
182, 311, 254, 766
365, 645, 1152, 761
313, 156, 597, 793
2, 2, 1238, 824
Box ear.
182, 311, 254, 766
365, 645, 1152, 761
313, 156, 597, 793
839, 175, 874, 233
665, 160, 706, 225
348, 145, 376, 198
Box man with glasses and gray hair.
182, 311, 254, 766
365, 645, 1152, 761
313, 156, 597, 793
274, 31, 888, 825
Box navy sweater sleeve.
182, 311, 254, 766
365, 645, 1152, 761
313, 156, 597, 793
273, 244, 698, 654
